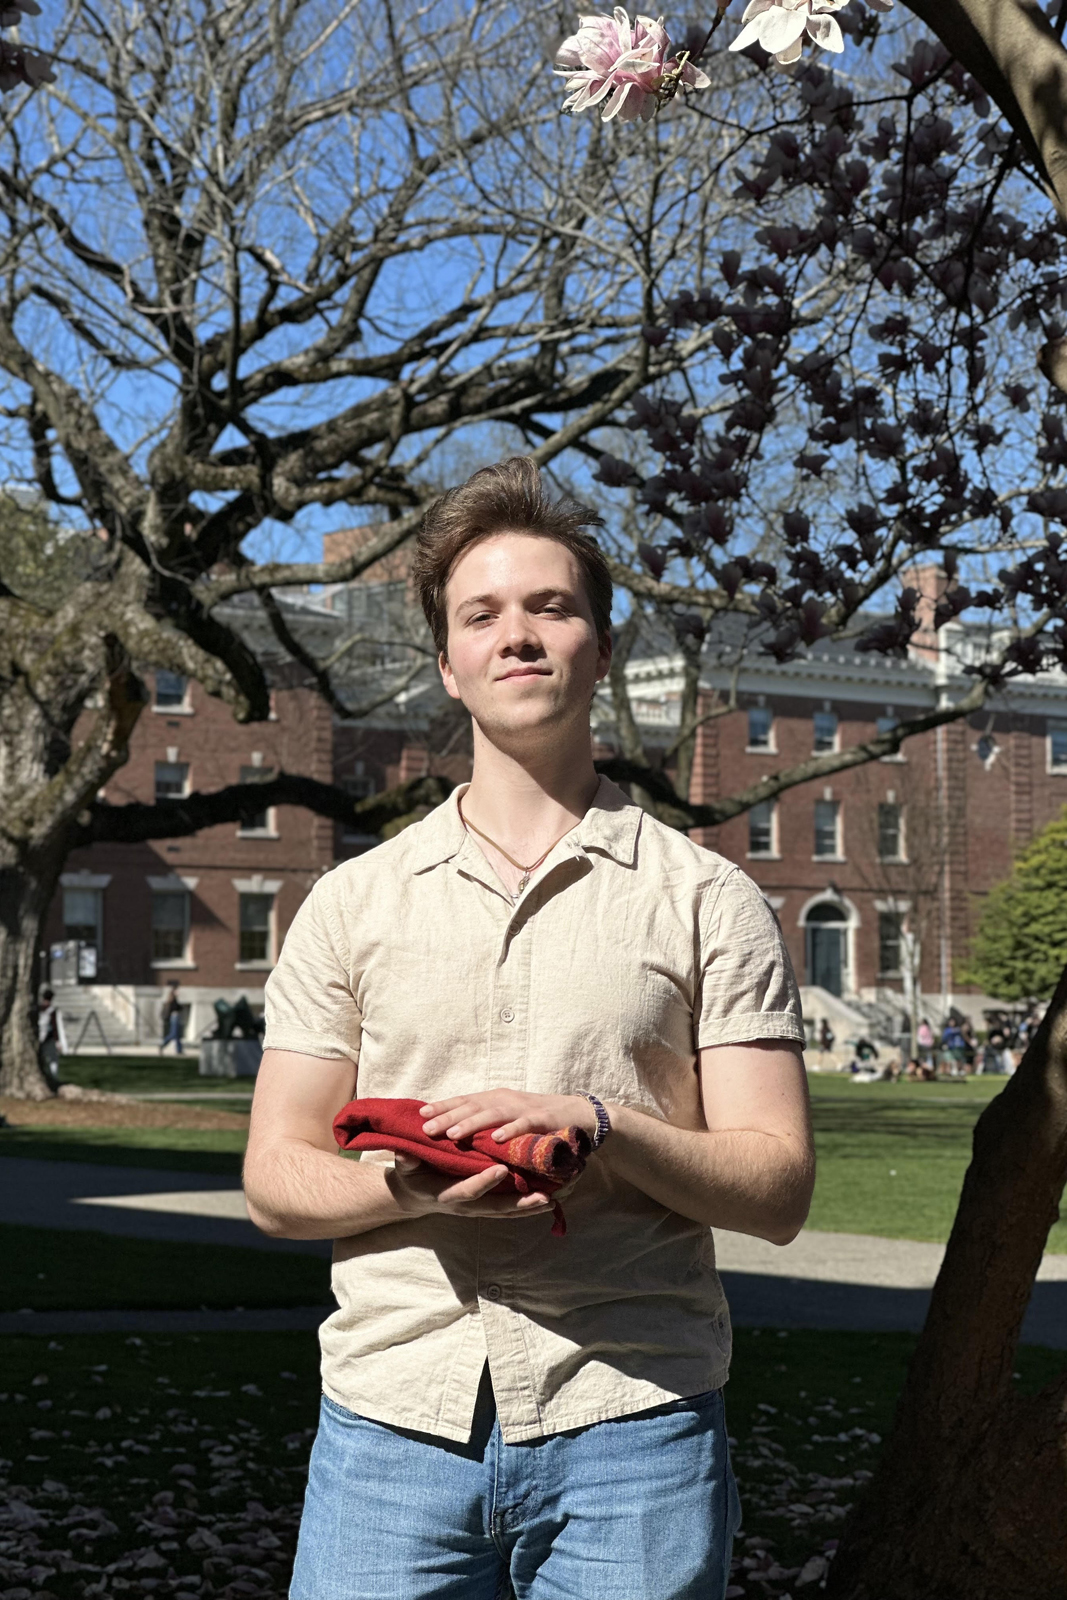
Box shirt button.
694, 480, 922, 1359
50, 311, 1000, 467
485, 1284, 502, 1301
499, 1008, 515, 1023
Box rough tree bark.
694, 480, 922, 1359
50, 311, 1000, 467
825, 965, 1067, 1600
0, 590, 150, 1098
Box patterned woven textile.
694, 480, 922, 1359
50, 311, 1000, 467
332, 1097, 592, 1236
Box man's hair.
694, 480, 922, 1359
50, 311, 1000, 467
412, 456, 612, 655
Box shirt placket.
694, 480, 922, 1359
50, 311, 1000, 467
476, 853, 589, 1440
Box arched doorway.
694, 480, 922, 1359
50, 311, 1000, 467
805, 900, 849, 996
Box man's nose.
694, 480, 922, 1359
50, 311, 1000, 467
500, 607, 542, 651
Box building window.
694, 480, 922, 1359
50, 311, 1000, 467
155, 671, 188, 709
814, 799, 841, 858
151, 891, 189, 963
239, 893, 274, 964
878, 911, 905, 977
747, 707, 774, 750
237, 765, 275, 834
878, 802, 903, 861
748, 800, 775, 856
1049, 720, 1067, 772
155, 761, 189, 801
813, 710, 838, 752
64, 887, 102, 950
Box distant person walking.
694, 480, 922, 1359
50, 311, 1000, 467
160, 982, 184, 1056
37, 987, 67, 1085
818, 1018, 835, 1055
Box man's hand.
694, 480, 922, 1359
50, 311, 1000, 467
418, 1089, 599, 1145
387, 1153, 555, 1220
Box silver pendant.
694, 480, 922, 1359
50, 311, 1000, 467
517, 872, 530, 895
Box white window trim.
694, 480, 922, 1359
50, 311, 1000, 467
155, 757, 191, 801
876, 907, 907, 979
60, 871, 112, 890
877, 801, 907, 864
813, 800, 843, 862
234, 879, 281, 968
812, 711, 839, 755
1047, 722, 1067, 774
152, 703, 193, 716
148, 881, 193, 967
746, 800, 779, 860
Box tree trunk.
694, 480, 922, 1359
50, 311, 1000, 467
0, 843, 69, 1099
825, 965, 1067, 1600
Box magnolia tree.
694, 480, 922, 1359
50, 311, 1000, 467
0, 0, 51, 93
551, 8, 1067, 1597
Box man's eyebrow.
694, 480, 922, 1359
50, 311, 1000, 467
455, 586, 576, 611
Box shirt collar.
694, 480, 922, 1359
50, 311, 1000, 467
409, 775, 642, 874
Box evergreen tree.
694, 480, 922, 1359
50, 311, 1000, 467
961, 810, 1067, 1000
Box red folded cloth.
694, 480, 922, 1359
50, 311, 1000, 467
332, 1097, 591, 1236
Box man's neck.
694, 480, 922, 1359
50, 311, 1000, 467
462, 721, 600, 858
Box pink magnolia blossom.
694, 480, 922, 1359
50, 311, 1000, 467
555, 8, 710, 124
730, 0, 893, 67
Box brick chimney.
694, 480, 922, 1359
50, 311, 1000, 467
900, 562, 951, 662
324, 523, 413, 587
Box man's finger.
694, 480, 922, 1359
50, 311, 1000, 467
437, 1165, 508, 1204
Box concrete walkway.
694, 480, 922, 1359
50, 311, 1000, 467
3, 1155, 1064, 1346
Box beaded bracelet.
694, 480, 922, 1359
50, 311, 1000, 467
582, 1092, 612, 1150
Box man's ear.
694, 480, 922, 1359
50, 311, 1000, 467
439, 648, 463, 702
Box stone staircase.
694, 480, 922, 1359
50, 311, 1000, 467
53, 984, 145, 1052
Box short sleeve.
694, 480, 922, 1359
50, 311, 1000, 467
262, 875, 362, 1065
696, 868, 804, 1049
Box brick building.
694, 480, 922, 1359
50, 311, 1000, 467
620, 615, 1067, 1030
42, 599, 336, 1046
43, 556, 1067, 1047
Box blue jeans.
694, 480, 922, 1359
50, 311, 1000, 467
290, 1365, 741, 1599
161, 1015, 183, 1054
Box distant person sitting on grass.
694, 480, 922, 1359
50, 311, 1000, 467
160, 981, 184, 1056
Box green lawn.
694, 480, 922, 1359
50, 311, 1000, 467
803, 1073, 1067, 1251
7, 1066, 1064, 1254
2, 1223, 331, 1312
58, 1053, 254, 1098
0, 1327, 1061, 1598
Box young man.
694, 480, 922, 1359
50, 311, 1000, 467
160, 981, 184, 1056
244, 457, 814, 1600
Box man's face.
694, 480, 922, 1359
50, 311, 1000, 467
439, 533, 611, 749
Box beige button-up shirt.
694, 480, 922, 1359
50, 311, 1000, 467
263, 777, 803, 1443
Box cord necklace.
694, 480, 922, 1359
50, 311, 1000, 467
458, 798, 574, 897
